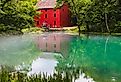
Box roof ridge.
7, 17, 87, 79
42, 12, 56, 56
36, 0, 57, 9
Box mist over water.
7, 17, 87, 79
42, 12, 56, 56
0, 35, 40, 66
0, 33, 121, 82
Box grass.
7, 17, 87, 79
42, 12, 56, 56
63, 26, 78, 33
0, 66, 73, 82
21, 27, 44, 34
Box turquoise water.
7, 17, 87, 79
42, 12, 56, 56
64, 35, 121, 82
0, 33, 121, 82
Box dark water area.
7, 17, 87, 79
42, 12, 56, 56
0, 32, 121, 82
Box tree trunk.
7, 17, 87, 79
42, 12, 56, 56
86, 24, 89, 32
104, 36, 109, 55
105, 13, 110, 33
78, 25, 81, 36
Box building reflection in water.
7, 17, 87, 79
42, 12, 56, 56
28, 33, 95, 82
35, 33, 72, 56
28, 33, 72, 76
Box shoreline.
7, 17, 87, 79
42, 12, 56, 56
1, 27, 121, 37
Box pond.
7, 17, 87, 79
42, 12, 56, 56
0, 32, 121, 82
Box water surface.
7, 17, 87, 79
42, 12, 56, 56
0, 33, 121, 82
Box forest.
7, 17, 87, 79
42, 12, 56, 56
57, 0, 121, 33
0, 0, 38, 34
0, 0, 121, 34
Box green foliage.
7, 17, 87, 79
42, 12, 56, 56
0, 0, 38, 34
56, 35, 121, 82
57, 0, 121, 33
21, 27, 44, 33
86, 0, 121, 33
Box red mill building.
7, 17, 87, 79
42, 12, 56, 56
35, 0, 71, 28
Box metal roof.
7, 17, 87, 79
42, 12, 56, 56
36, 0, 57, 9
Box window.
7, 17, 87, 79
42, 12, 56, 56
54, 13, 56, 17
54, 44, 56, 48
45, 14, 47, 18
53, 43, 56, 52
45, 42, 47, 51
45, 9, 47, 12
46, 42, 47, 47
37, 21, 39, 25
54, 21, 56, 25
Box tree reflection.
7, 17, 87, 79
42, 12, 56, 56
56, 35, 121, 82
55, 36, 93, 81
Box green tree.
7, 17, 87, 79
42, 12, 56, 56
57, 0, 91, 34
0, 0, 38, 33
88, 0, 120, 33
57, 0, 121, 33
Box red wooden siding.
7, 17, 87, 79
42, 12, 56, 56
35, 1, 71, 28
60, 4, 71, 27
